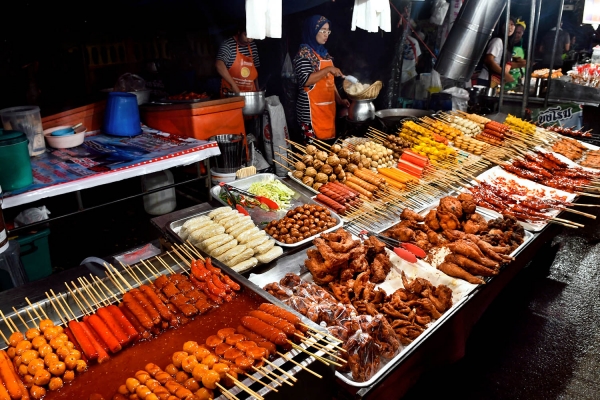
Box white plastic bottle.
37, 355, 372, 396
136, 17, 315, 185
592, 46, 600, 65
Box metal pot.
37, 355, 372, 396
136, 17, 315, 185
348, 99, 376, 122
226, 91, 265, 116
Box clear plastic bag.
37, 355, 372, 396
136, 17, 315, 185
344, 329, 381, 382
114, 73, 147, 92
282, 53, 294, 79
14, 206, 50, 227
429, 69, 443, 93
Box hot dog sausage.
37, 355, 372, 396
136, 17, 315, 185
68, 321, 98, 360
122, 292, 154, 330
344, 181, 373, 199
107, 305, 140, 341
258, 304, 301, 327
248, 310, 296, 336
79, 321, 110, 363
130, 289, 161, 326
97, 307, 129, 346
139, 285, 174, 323
87, 315, 122, 353
240, 316, 287, 346
315, 194, 346, 214
118, 303, 150, 339
0, 350, 23, 399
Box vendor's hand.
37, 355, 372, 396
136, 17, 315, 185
504, 73, 515, 83
339, 98, 350, 107
328, 67, 344, 78
231, 83, 241, 95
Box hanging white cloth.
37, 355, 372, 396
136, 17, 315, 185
351, 0, 391, 33
246, 0, 282, 39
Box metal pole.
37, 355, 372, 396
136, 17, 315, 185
521, 0, 538, 117
544, 0, 565, 107
498, 0, 510, 111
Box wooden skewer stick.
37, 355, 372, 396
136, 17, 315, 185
276, 351, 322, 379
106, 263, 134, 291
105, 268, 127, 295
52, 289, 78, 321
303, 331, 346, 352
551, 218, 584, 228
273, 159, 293, 173
242, 371, 279, 392
12, 307, 30, 330
139, 259, 159, 279
119, 261, 143, 286
22, 304, 37, 329
65, 282, 89, 317
77, 278, 102, 312
44, 292, 67, 326
174, 244, 195, 269
253, 365, 292, 387
261, 357, 298, 382
156, 255, 176, 273
169, 248, 191, 269
287, 341, 340, 367
92, 275, 120, 304
548, 220, 579, 228
0, 326, 9, 345
226, 373, 265, 400
299, 323, 343, 343
82, 276, 110, 307
184, 241, 203, 259
215, 383, 240, 400
24, 298, 45, 329
561, 208, 596, 219
295, 334, 346, 362
0, 310, 15, 333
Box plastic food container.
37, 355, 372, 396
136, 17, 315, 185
43, 125, 87, 149
0, 106, 46, 156
0, 129, 33, 191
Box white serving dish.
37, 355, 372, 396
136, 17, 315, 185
43, 125, 87, 149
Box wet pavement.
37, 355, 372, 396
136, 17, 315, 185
402, 212, 600, 400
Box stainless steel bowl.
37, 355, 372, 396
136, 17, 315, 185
227, 91, 265, 116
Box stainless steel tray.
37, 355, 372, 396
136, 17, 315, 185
287, 172, 319, 194
211, 173, 344, 247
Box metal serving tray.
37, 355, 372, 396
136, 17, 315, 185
210, 173, 343, 248
287, 171, 319, 194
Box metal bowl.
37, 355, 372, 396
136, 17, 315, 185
226, 91, 265, 116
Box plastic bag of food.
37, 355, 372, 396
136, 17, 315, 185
430, 0, 449, 25
281, 53, 295, 82
442, 87, 470, 111
14, 206, 50, 227
343, 329, 381, 382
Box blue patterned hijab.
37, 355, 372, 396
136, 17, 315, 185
301, 15, 331, 58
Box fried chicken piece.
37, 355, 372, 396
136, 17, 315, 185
339, 266, 354, 282
437, 210, 461, 231
399, 218, 429, 232
427, 230, 448, 245
329, 282, 351, 304
445, 254, 498, 277
424, 209, 441, 231
442, 229, 466, 242
353, 271, 370, 300
353, 300, 379, 316
463, 213, 488, 234
415, 239, 431, 252
465, 234, 514, 262
263, 282, 292, 300
447, 240, 499, 269
461, 200, 477, 215
438, 196, 463, 219
406, 298, 443, 319
370, 288, 387, 304
400, 208, 425, 222
395, 324, 425, 345
304, 249, 337, 285
364, 236, 387, 256
415, 314, 431, 326
322, 229, 361, 253
280, 273, 302, 289
437, 261, 485, 285
423, 285, 453, 313
390, 319, 412, 329
370, 253, 393, 283
314, 238, 352, 268
386, 226, 416, 242
388, 288, 419, 304
401, 271, 433, 295
381, 303, 410, 319
349, 253, 369, 275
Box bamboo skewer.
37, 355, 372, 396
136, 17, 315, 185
242, 371, 279, 392
276, 351, 323, 378
252, 365, 292, 387
216, 383, 240, 400
225, 373, 265, 400
295, 334, 346, 362
0, 310, 15, 333
12, 307, 30, 330
561, 208, 596, 219
261, 358, 298, 382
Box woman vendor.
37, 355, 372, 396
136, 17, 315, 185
478, 17, 515, 87
216, 24, 260, 96
294, 15, 350, 142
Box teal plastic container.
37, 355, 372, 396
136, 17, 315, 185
16, 229, 52, 281
0, 129, 33, 191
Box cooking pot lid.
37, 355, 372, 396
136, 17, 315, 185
0, 129, 28, 146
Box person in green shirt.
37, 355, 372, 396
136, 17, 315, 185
506, 18, 527, 89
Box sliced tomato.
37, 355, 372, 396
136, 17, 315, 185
393, 247, 417, 263
401, 243, 427, 258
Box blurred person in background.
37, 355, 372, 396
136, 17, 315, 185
539, 20, 570, 69
478, 17, 515, 87
216, 23, 260, 96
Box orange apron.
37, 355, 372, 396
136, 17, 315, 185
221, 40, 258, 96
305, 56, 336, 140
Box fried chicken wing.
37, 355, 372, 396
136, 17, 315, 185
424, 209, 441, 231
438, 196, 464, 219
401, 270, 433, 295
370, 253, 393, 283
386, 226, 416, 242
304, 249, 337, 285
442, 229, 466, 241
463, 213, 488, 234
314, 238, 352, 268
427, 230, 448, 245
437, 210, 461, 231
445, 254, 498, 277
329, 282, 351, 304
447, 240, 499, 269
401, 208, 425, 222
465, 234, 514, 262
437, 262, 485, 284
423, 285, 453, 313
364, 236, 386, 256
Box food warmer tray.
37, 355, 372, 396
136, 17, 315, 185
247, 244, 475, 388
0, 249, 336, 399
210, 173, 344, 248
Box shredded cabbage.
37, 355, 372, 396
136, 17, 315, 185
248, 180, 295, 209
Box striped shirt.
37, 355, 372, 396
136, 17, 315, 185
216, 37, 260, 70
293, 47, 333, 126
